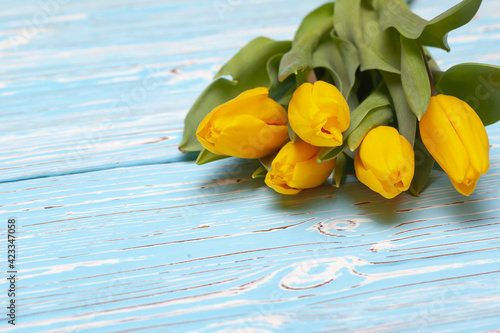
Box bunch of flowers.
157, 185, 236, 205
180, 0, 499, 199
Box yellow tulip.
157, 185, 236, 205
355, 126, 415, 199
288, 81, 350, 147
419, 94, 489, 196
265, 140, 335, 195
196, 87, 289, 159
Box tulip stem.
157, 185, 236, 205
420, 43, 438, 97
306, 69, 318, 84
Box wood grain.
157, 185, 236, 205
1, 150, 500, 332
1, 0, 500, 182
1, 0, 500, 332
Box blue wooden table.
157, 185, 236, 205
1, 0, 500, 332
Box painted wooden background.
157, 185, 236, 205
1, 0, 500, 332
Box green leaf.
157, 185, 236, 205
348, 106, 394, 151
267, 53, 297, 105
252, 166, 268, 179
346, 83, 391, 138
357, 4, 401, 73
279, 3, 334, 81
373, 0, 482, 52
288, 124, 298, 144
195, 149, 229, 165
267, 53, 283, 89
400, 36, 431, 120
418, 0, 482, 51
259, 152, 277, 172
409, 131, 435, 197
333, 0, 361, 45
347, 89, 361, 111
373, 0, 427, 40
317, 142, 347, 163
311, 35, 360, 97
215, 37, 292, 82
335, 0, 400, 73
436, 63, 500, 126
333, 153, 348, 188
179, 37, 291, 152
252, 152, 277, 179
381, 71, 417, 146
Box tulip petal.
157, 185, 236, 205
288, 83, 319, 141
214, 94, 287, 129
400, 134, 415, 189
289, 81, 350, 147
196, 87, 289, 159
290, 157, 335, 189
265, 140, 333, 195
450, 165, 480, 196
312, 81, 350, 133
358, 127, 405, 182
196, 112, 221, 154
354, 126, 415, 199
355, 152, 399, 199
420, 96, 470, 183
435, 95, 490, 176
216, 115, 288, 159
265, 172, 301, 195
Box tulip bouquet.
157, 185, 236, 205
179, 0, 500, 199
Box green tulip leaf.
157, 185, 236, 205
436, 63, 500, 126
294, 2, 334, 42
252, 152, 277, 179
373, 0, 427, 40
279, 2, 334, 81
347, 88, 361, 111
335, 0, 401, 74
196, 149, 229, 165
418, 0, 482, 51
271, 82, 296, 106
267, 53, 297, 105
348, 106, 394, 151
215, 37, 292, 83
179, 37, 291, 152
359, 5, 402, 74
252, 166, 268, 179
333, 0, 360, 44
333, 152, 348, 188
260, 152, 277, 172
382, 71, 417, 146
312, 35, 360, 97
288, 124, 298, 144
317, 142, 347, 163
409, 131, 435, 197
267, 53, 283, 89
374, 0, 482, 52
346, 83, 391, 138
400, 36, 431, 120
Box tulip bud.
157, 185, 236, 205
196, 87, 289, 159
265, 140, 335, 195
419, 94, 489, 196
355, 126, 415, 199
288, 81, 350, 147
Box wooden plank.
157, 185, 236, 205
2, 0, 500, 331
1, 0, 500, 182
1, 139, 499, 332
0, 0, 326, 183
